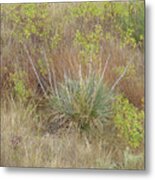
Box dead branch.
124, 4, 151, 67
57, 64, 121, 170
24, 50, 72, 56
102, 54, 111, 81
110, 56, 134, 92
22, 44, 47, 97
42, 48, 54, 93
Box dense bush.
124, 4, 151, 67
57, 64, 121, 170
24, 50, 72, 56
113, 95, 144, 148
2, 4, 51, 42
70, 1, 144, 49
74, 25, 103, 62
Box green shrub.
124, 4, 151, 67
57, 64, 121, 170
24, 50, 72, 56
113, 95, 144, 148
70, 1, 144, 49
11, 71, 31, 102
37, 58, 47, 76
112, 64, 136, 81
50, 74, 113, 133
74, 25, 103, 62
2, 4, 51, 43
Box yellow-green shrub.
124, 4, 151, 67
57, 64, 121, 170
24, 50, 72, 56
70, 1, 144, 49
74, 25, 103, 62
11, 71, 31, 102
113, 95, 144, 148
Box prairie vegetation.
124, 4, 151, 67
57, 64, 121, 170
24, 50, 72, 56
1, 1, 144, 169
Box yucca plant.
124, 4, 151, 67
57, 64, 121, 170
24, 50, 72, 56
49, 72, 113, 134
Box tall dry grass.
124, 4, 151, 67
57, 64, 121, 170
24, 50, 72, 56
1, 3, 144, 109
1, 2, 144, 169
1, 98, 144, 169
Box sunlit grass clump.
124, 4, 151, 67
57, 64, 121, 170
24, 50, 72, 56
50, 73, 113, 133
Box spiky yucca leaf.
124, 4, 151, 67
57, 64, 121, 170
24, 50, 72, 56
50, 74, 113, 132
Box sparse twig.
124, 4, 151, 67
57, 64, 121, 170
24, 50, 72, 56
22, 44, 47, 97
79, 63, 83, 85
42, 48, 54, 93
51, 61, 59, 97
102, 54, 111, 80
110, 57, 134, 92
88, 55, 93, 77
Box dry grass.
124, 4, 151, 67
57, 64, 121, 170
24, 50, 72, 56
1, 2, 144, 169
1, 99, 144, 169
1, 3, 144, 109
